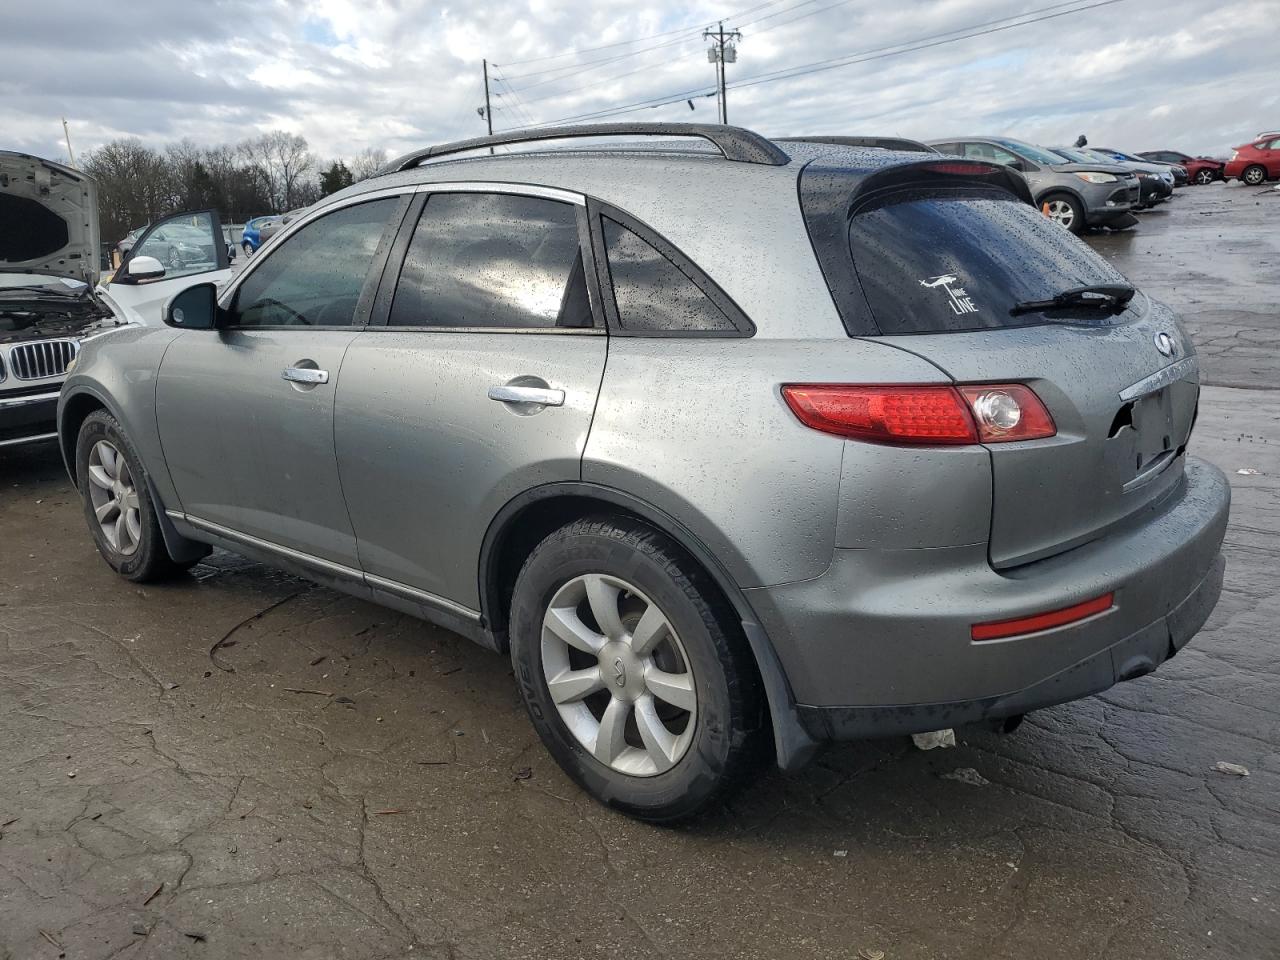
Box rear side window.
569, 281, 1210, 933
389, 192, 592, 330
601, 217, 741, 335
848, 189, 1132, 334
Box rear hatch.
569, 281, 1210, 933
800, 158, 1198, 567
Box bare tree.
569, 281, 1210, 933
82, 139, 173, 242
349, 147, 389, 182
238, 131, 314, 210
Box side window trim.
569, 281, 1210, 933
222, 194, 412, 331
369, 187, 606, 334
585, 198, 756, 338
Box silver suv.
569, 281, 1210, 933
59, 123, 1229, 821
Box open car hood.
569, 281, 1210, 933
0, 150, 100, 285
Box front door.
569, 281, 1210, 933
156, 195, 406, 567
99, 210, 233, 325
335, 189, 607, 609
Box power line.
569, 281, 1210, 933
728, 0, 1125, 91
512, 0, 1124, 130
494, 0, 789, 67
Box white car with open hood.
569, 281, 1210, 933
0, 150, 231, 448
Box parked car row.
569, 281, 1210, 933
6, 124, 1228, 822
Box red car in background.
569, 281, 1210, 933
1223, 135, 1280, 185
1138, 150, 1224, 185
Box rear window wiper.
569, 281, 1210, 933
1009, 283, 1135, 316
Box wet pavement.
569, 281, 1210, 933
2, 183, 1278, 960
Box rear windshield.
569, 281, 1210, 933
848, 188, 1132, 334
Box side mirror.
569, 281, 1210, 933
125, 255, 166, 281
165, 282, 220, 330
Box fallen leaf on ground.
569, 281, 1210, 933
941, 767, 990, 786
1213, 761, 1250, 777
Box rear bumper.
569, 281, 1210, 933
745, 457, 1230, 737
0, 389, 60, 448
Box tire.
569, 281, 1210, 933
242, 241, 253, 256
166, 245, 183, 270
76, 411, 194, 582
1242, 165, 1267, 186
1193, 168, 1215, 185
1041, 193, 1083, 234
509, 516, 766, 822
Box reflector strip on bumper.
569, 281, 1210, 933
971, 593, 1115, 642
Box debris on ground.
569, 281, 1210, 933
183, 931, 207, 943
941, 767, 990, 786
911, 729, 956, 750
513, 767, 533, 781
1212, 761, 1250, 777
282, 687, 332, 697
1236, 468, 1261, 476
142, 882, 164, 906
833, 849, 848, 857
858, 948, 885, 960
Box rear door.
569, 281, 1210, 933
99, 210, 232, 325
836, 176, 1197, 567
335, 187, 606, 610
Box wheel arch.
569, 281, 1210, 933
1034, 185, 1087, 209
479, 481, 821, 771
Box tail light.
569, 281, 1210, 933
972, 593, 1114, 641
781, 384, 1056, 446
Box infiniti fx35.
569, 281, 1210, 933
59, 124, 1229, 822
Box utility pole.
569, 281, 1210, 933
703, 21, 741, 124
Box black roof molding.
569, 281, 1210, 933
379, 123, 791, 173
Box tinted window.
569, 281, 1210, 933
848, 188, 1132, 334
602, 217, 735, 333
962, 142, 1022, 167
232, 199, 397, 327
133, 211, 220, 281
389, 193, 591, 329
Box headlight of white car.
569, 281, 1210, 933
1074, 172, 1118, 183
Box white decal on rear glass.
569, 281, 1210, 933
920, 274, 978, 316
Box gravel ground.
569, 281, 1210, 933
1, 182, 1277, 960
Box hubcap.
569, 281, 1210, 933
87, 440, 142, 556
541, 574, 696, 777
1046, 199, 1075, 228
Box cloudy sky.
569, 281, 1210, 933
5, 0, 1276, 166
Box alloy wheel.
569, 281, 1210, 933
1044, 199, 1075, 229
1243, 166, 1266, 186
87, 440, 142, 556
1194, 169, 1214, 185
541, 574, 696, 777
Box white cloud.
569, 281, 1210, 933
5, 0, 1278, 164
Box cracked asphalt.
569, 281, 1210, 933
2, 183, 1278, 960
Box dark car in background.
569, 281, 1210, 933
1053, 147, 1174, 208
1140, 151, 1225, 185
928, 136, 1138, 233
1223, 135, 1280, 185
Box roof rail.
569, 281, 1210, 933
379, 123, 791, 173
778, 136, 937, 154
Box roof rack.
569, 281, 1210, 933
778, 136, 936, 154
379, 123, 791, 173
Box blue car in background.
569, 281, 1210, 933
239, 215, 278, 255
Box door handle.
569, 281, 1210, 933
282, 366, 329, 385
487, 384, 564, 407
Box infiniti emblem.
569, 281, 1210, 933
1154, 332, 1176, 357
612, 657, 627, 688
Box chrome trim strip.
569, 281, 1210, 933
411, 181, 584, 206
364, 573, 481, 621
0, 390, 61, 408
1118, 356, 1199, 402
0, 431, 58, 448
175, 513, 482, 623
